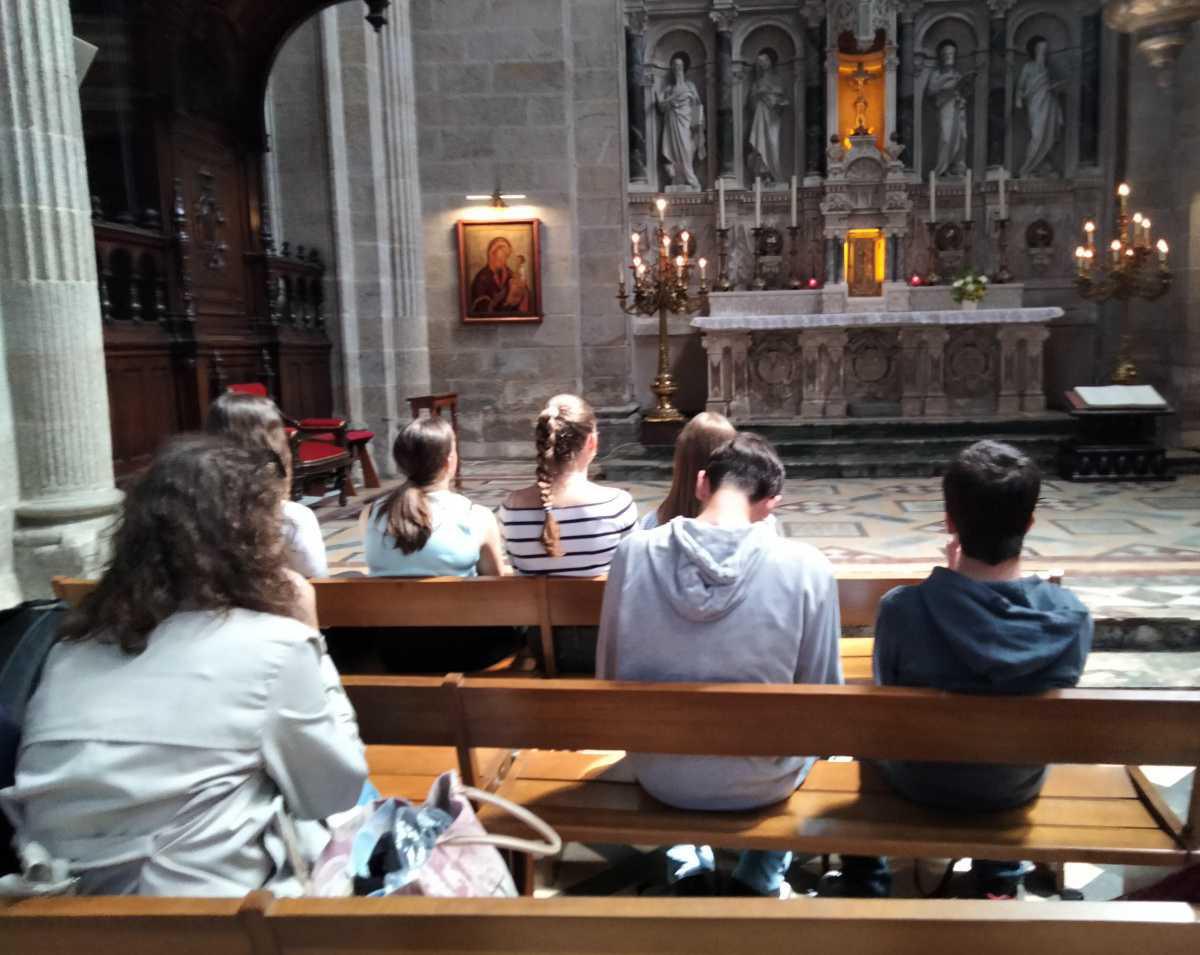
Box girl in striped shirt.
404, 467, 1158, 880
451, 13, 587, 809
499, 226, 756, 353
499, 394, 636, 670
499, 394, 636, 577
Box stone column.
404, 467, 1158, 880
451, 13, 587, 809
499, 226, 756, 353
1, 0, 123, 599
1019, 325, 1050, 412
626, 10, 649, 184
986, 2, 1012, 169
897, 6, 915, 169
711, 8, 737, 181
899, 327, 950, 416
995, 325, 1023, 414
701, 332, 752, 421
799, 328, 847, 418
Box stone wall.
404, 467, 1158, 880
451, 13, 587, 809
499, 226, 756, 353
411, 0, 630, 458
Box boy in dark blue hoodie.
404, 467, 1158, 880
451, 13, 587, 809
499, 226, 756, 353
824, 440, 1093, 899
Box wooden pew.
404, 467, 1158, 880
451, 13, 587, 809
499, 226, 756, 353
3, 894, 1198, 955
343, 675, 1200, 869
51, 574, 921, 681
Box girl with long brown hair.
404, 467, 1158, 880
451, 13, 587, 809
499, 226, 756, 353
641, 412, 736, 530
207, 391, 328, 578
3, 435, 366, 895
359, 415, 504, 577
499, 394, 636, 577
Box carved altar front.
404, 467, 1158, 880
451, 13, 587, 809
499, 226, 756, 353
695, 293, 1061, 421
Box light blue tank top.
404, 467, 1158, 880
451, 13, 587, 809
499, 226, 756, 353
364, 491, 489, 578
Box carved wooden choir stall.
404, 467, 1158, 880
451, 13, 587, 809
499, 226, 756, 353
73, 0, 393, 476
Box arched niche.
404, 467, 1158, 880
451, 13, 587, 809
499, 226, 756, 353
734, 21, 801, 189
1008, 8, 1075, 180
914, 12, 988, 181
645, 25, 714, 192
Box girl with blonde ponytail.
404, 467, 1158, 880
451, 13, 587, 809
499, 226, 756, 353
501, 394, 636, 576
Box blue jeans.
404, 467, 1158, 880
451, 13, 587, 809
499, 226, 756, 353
666, 844, 792, 896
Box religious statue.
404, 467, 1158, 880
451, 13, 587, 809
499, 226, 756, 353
925, 39, 976, 178
1015, 36, 1065, 179
656, 53, 706, 189
745, 47, 788, 184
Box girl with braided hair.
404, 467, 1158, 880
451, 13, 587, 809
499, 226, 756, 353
500, 395, 636, 672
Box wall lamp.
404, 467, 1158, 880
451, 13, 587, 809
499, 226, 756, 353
465, 188, 528, 209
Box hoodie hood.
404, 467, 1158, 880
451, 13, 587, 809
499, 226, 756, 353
916, 566, 1091, 692
646, 518, 777, 623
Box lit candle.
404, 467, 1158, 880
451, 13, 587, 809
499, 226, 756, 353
929, 170, 937, 222
1158, 238, 1169, 264
674, 254, 685, 280
1110, 238, 1122, 265
754, 177, 762, 228
698, 257, 707, 282
718, 179, 727, 230
631, 232, 640, 256
1117, 182, 1130, 218
636, 263, 646, 278
680, 230, 690, 262
1142, 218, 1152, 248
790, 175, 798, 228
963, 168, 972, 222
662, 233, 670, 253
1075, 246, 1087, 274
998, 168, 1008, 220
1084, 220, 1096, 251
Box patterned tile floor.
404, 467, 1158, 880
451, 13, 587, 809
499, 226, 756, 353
312, 463, 1198, 901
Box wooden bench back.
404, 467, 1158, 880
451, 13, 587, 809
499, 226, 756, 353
343, 675, 1200, 769
3, 895, 1197, 955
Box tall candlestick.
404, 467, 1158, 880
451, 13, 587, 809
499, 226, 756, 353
754, 176, 762, 228
790, 175, 798, 228
998, 168, 1007, 220
718, 179, 726, 230
963, 168, 972, 222
929, 170, 937, 222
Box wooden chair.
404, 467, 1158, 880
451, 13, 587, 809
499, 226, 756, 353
3, 894, 1196, 955
342, 675, 1200, 872
409, 392, 461, 489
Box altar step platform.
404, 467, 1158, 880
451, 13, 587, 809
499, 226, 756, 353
601, 414, 1200, 481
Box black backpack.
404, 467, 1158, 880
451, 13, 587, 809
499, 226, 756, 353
0, 599, 68, 874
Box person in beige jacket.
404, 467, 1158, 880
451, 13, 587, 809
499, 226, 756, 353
1, 436, 366, 896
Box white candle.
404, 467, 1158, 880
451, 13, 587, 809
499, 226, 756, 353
790, 175, 798, 228
718, 179, 726, 230
998, 168, 1007, 220
655, 197, 667, 221
619, 265, 626, 289
964, 168, 972, 222
929, 171, 937, 223
754, 177, 762, 228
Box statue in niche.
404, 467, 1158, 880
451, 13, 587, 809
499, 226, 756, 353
656, 52, 706, 189
1015, 36, 1066, 178
745, 47, 788, 184
924, 39, 977, 178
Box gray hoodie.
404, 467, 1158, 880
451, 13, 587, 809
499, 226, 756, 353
596, 517, 842, 811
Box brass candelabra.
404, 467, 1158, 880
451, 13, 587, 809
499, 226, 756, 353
1074, 182, 1172, 383
619, 201, 709, 423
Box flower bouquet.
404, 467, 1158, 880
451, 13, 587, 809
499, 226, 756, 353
951, 269, 989, 308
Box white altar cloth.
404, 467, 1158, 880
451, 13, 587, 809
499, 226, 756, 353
693, 307, 1064, 332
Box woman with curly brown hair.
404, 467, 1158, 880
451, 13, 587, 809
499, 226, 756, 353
0, 436, 366, 896
499, 395, 635, 672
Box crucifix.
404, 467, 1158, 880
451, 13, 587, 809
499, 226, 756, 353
848, 62, 877, 136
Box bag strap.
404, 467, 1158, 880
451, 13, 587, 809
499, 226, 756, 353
441, 784, 562, 858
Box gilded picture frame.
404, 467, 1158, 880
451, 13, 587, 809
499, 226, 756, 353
456, 218, 542, 324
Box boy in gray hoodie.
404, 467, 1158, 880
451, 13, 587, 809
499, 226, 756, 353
825, 440, 1093, 899
596, 433, 842, 896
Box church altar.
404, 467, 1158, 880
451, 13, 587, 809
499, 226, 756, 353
693, 290, 1062, 421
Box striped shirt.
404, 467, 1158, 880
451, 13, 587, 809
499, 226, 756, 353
499, 490, 637, 576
